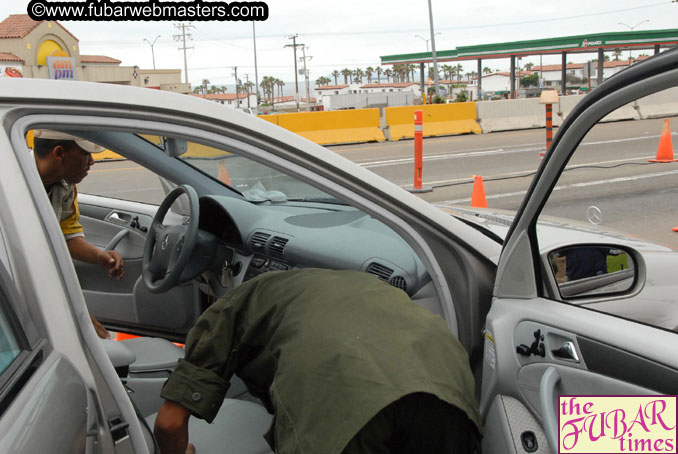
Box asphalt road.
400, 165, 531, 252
80, 117, 678, 249
328, 117, 678, 249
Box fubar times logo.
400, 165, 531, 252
559, 396, 677, 453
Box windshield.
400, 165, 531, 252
170, 138, 341, 204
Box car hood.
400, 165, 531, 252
438, 204, 678, 330
438, 204, 676, 255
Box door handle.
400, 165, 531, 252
552, 341, 580, 363
106, 228, 129, 251
539, 366, 561, 454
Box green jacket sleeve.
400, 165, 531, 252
160, 295, 241, 423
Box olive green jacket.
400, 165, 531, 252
161, 269, 480, 453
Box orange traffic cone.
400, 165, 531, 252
649, 119, 677, 163
471, 175, 487, 208
218, 160, 231, 185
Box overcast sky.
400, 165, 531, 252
1, 1, 676, 91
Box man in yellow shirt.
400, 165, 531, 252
33, 130, 124, 338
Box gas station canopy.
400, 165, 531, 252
380, 29, 678, 65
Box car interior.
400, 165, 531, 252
31, 126, 464, 453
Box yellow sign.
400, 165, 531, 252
559, 396, 677, 453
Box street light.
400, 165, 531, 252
415, 32, 441, 83
414, 33, 441, 53
618, 20, 649, 60
143, 35, 161, 70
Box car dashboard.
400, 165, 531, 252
197, 195, 432, 300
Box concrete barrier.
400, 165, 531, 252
553, 95, 585, 126
385, 103, 481, 141
636, 86, 678, 119
476, 98, 545, 133
260, 109, 385, 145
600, 101, 640, 123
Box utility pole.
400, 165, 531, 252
426, 0, 440, 97
232, 66, 240, 109
300, 45, 312, 111
143, 35, 161, 70
245, 74, 251, 108
252, 22, 260, 106
173, 23, 194, 84
285, 34, 302, 111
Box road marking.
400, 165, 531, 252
357, 134, 663, 168
435, 168, 678, 205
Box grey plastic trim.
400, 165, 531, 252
538, 367, 560, 454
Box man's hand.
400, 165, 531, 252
90, 314, 111, 339
154, 400, 193, 454
100, 249, 124, 280
66, 236, 125, 280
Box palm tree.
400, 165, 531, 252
614, 49, 622, 61
331, 70, 340, 85
483, 67, 492, 75
275, 79, 285, 100
409, 64, 417, 82
384, 68, 392, 83
524, 62, 534, 71
201, 78, 210, 96
341, 68, 352, 84
192, 86, 202, 95
353, 68, 364, 84
366, 67, 374, 84
455, 64, 464, 81
375, 67, 382, 84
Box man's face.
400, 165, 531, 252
60, 143, 94, 184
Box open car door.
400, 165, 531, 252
482, 48, 678, 453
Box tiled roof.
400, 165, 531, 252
359, 82, 418, 88
0, 14, 78, 41
0, 52, 23, 62
80, 55, 122, 64
268, 96, 316, 104
486, 71, 533, 77
316, 84, 348, 90
532, 64, 585, 71
191, 93, 250, 100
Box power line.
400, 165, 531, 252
173, 22, 194, 84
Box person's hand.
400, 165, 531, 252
90, 314, 111, 339
99, 250, 124, 280
154, 400, 192, 454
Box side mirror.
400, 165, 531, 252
548, 246, 637, 299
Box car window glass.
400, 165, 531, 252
537, 86, 678, 330
0, 305, 20, 375
171, 138, 340, 203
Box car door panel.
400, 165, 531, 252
484, 51, 678, 453
76, 195, 201, 337
0, 354, 90, 454
482, 299, 678, 454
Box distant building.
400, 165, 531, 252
191, 92, 257, 109
0, 14, 189, 93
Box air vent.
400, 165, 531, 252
249, 231, 271, 254
269, 236, 289, 260
389, 276, 407, 292
366, 262, 393, 282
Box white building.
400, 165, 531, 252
191, 92, 257, 109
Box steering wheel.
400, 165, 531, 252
143, 184, 200, 293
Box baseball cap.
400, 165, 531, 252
33, 129, 105, 154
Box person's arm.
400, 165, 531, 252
154, 400, 195, 454
66, 236, 124, 280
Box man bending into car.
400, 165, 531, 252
154, 268, 481, 454
32, 130, 124, 338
